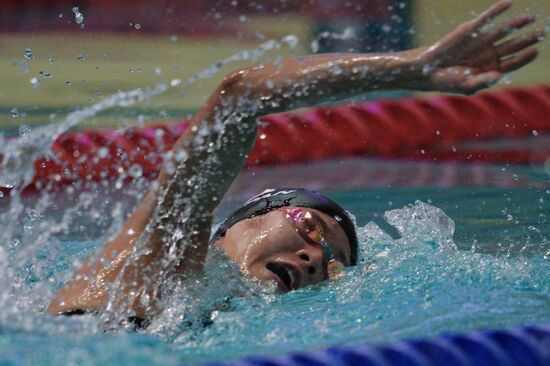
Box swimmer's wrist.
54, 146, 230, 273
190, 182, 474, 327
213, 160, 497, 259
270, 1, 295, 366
383, 47, 432, 91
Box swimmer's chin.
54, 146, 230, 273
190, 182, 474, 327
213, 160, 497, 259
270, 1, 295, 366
240, 273, 284, 294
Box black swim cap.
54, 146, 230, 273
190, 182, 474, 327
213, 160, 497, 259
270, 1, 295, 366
211, 188, 358, 265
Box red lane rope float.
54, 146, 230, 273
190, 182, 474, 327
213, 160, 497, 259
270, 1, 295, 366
251, 84, 550, 165
1, 84, 549, 196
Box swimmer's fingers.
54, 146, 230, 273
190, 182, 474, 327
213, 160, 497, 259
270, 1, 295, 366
500, 47, 539, 73
468, 0, 513, 31
496, 29, 545, 58
486, 15, 536, 42
462, 71, 502, 94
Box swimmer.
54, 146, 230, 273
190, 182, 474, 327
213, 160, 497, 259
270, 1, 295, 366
48, 0, 544, 322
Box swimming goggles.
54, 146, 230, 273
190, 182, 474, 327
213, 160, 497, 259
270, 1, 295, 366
280, 207, 345, 281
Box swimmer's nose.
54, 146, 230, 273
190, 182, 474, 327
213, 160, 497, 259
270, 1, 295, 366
295, 248, 324, 283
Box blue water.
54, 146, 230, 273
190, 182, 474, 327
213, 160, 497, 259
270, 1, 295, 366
0, 159, 548, 365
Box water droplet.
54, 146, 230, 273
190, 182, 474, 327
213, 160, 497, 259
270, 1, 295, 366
19, 125, 31, 136
78, 54, 86, 61
165, 161, 176, 175
154, 129, 165, 139
72, 7, 84, 27
30, 77, 41, 87
39, 71, 52, 78
532, 130, 539, 136
330, 65, 343, 75
259, 133, 267, 140
98, 147, 109, 158
422, 64, 432, 75
65, 80, 72, 85
175, 150, 188, 162
10, 108, 19, 118
135, 24, 141, 30
128, 164, 143, 178
24, 48, 34, 60
0, 191, 4, 198
282, 35, 299, 51
48, 58, 54, 64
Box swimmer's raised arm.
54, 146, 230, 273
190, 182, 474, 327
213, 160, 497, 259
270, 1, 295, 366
224, 0, 541, 107
49, 0, 543, 320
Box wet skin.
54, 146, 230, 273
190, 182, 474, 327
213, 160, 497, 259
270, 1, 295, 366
218, 207, 351, 292
48, 1, 544, 319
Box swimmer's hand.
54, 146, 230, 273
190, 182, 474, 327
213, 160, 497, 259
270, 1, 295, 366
418, 0, 544, 94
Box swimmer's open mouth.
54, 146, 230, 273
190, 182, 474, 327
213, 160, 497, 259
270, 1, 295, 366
266, 262, 293, 291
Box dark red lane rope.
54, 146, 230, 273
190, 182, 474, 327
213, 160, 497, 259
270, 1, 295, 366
1, 85, 549, 196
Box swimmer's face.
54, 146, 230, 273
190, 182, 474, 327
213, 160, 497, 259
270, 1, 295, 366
218, 207, 352, 292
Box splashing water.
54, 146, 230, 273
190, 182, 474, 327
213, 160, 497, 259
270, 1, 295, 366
0, 26, 548, 365
384, 200, 457, 251
0, 36, 297, 190
310, 28, 356, 53
0, 34, 303, 337
72, 7, 85, 29
0, 178, 548, 364
23, 48, 34, 60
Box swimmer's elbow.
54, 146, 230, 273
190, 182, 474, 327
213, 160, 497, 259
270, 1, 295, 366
220, 67, 267, 99
216, 67, 284, 117
47, 294, 80, 316
220, 69, 247, 95
47, 281, 106, 316
47, 299, 63, 315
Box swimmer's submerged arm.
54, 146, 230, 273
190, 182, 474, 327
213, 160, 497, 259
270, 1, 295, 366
48, 78, 259, 318
49, 0, 542, 319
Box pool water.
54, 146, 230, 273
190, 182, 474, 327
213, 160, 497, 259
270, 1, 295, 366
0, 159, 548, 365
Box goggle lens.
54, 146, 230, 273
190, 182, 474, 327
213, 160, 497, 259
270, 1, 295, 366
281, 208, 345, 282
